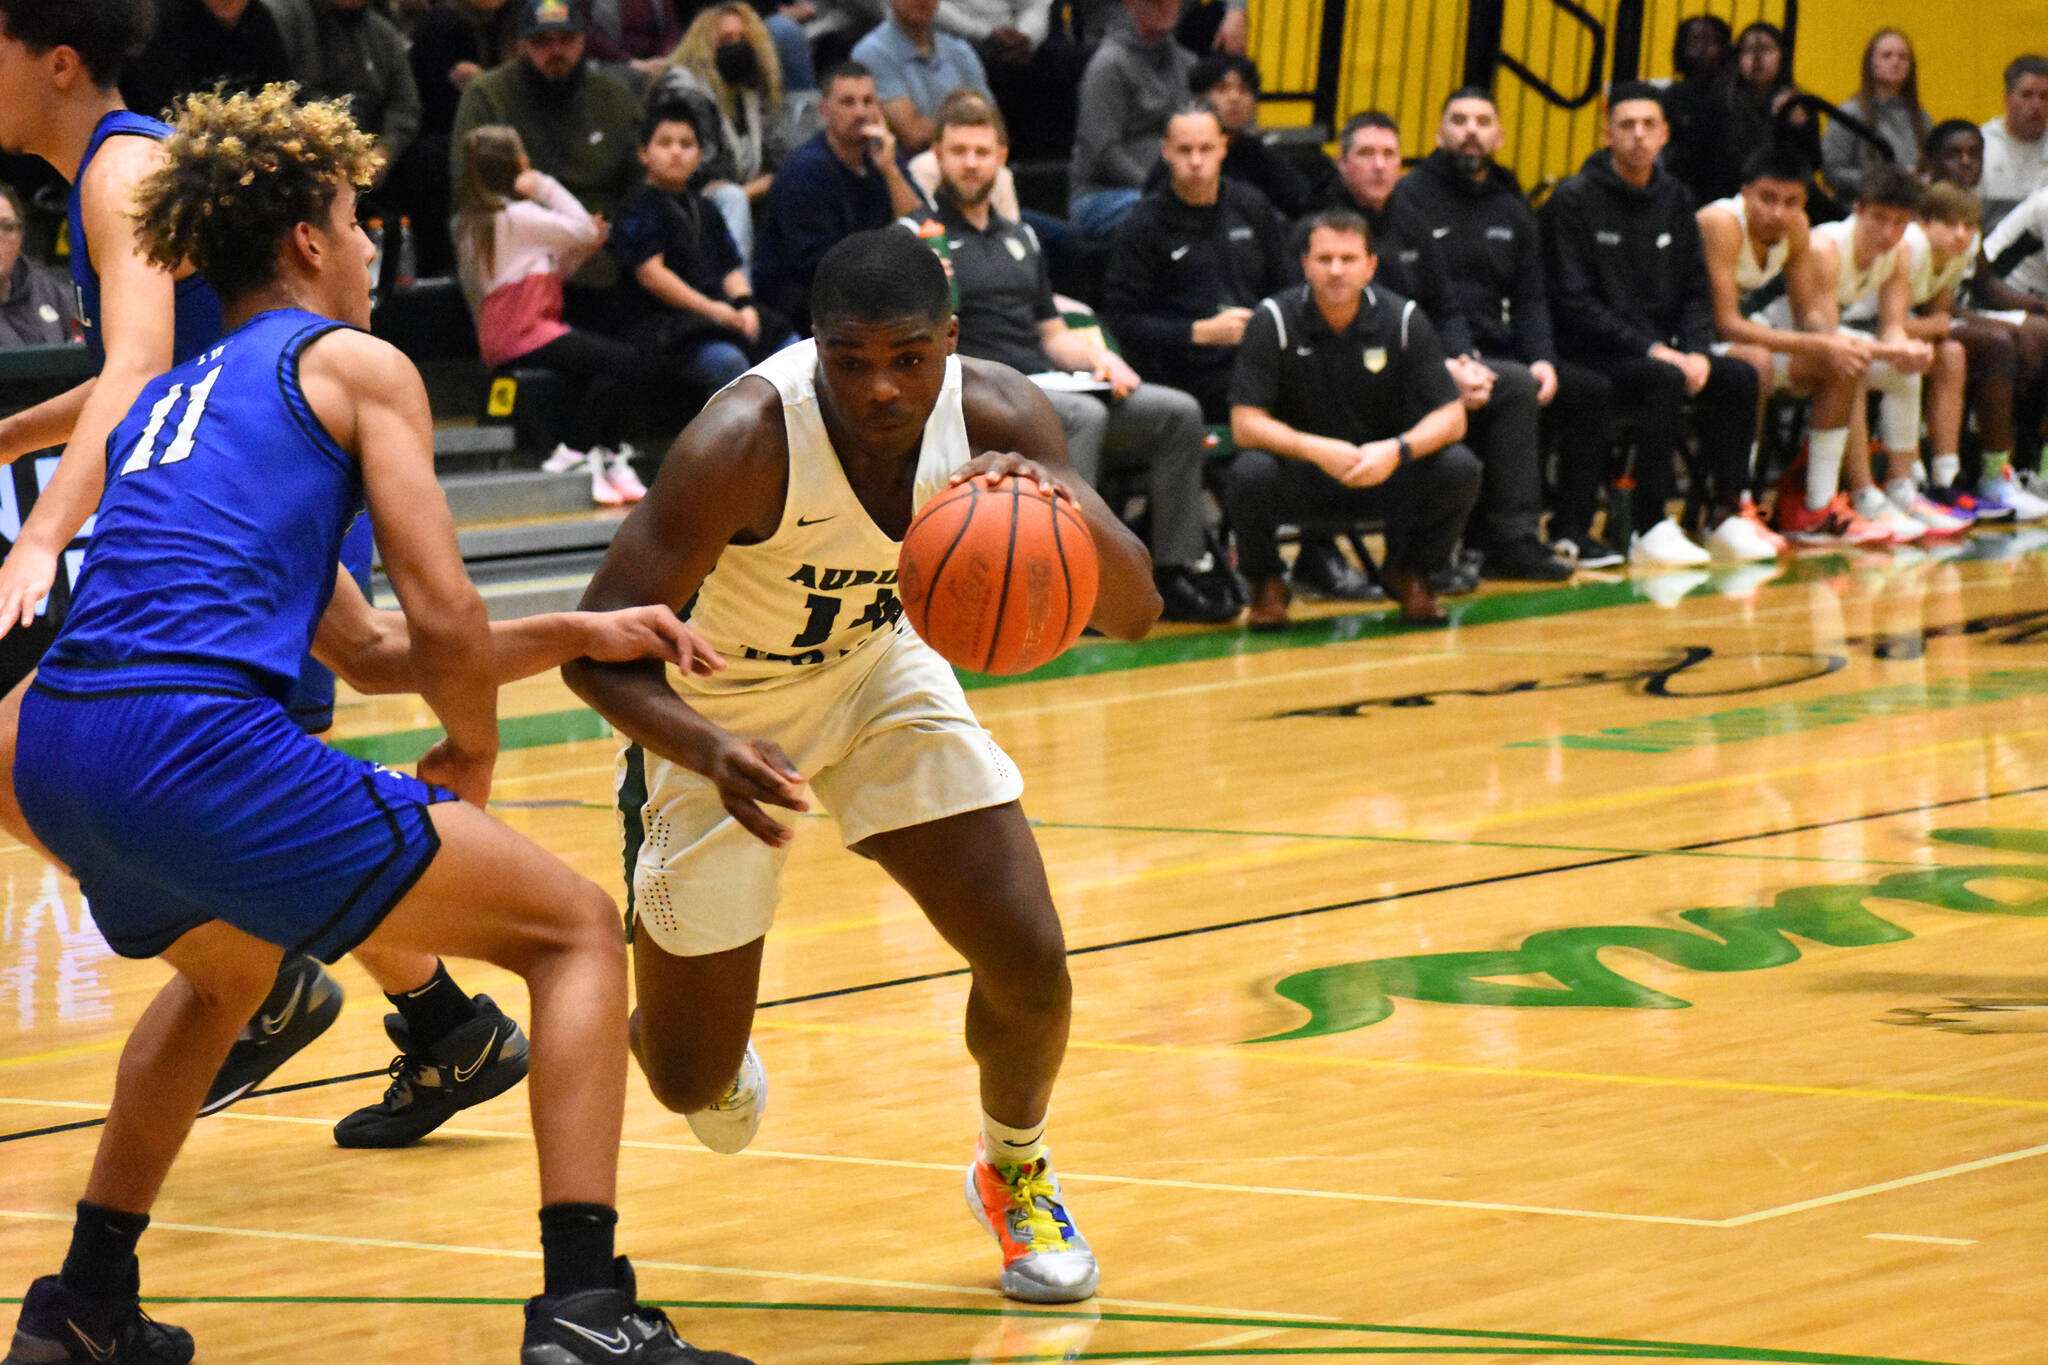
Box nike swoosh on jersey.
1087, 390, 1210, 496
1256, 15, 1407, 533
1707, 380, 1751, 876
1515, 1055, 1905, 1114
1169, 244, 1191, 260
260, 976, 306, 1035
555, 1318, 634, 1355
796, 514, 835, 526
1431, 226, 1450, 238
453, 1036, 497, 1083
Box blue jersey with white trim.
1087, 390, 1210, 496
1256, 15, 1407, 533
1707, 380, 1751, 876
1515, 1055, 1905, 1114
68, 110, 224, 369
42, 310, 363, 700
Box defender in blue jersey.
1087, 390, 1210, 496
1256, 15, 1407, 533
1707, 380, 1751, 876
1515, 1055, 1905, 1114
2, 84, 751, 1365
0, 0, 568, 1154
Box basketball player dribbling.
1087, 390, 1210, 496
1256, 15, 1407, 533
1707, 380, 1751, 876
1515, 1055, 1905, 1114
1, 87, 750, 1365
564, 228, 1163, 1304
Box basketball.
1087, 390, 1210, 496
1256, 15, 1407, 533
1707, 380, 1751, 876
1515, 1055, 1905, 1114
897, 474, 1099, 675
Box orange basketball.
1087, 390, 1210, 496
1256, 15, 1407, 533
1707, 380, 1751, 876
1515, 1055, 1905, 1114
897, 474, 1099, 675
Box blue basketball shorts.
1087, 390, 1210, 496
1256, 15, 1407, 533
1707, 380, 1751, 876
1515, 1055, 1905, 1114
16, 669, 452, 961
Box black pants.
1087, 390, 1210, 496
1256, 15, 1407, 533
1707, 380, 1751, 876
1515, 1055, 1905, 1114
1223, 443, 1484, 583
1599, 352, 1759, 527
1463, 358, 1544, 548
1543, 359, 1617, 543
516, 328, 644, 452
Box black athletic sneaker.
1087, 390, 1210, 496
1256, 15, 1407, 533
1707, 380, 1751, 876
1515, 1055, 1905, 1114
200, 955, 343, 1115
332, 995, 530, 1148
523, 1258, 754, 1364
5, 1274, 192, 1364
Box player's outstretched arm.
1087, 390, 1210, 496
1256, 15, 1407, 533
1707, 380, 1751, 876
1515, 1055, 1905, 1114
959, 359, 1161, 640
0, 138, 179, 634
313, 569, 728, 694
303, 329, 498, 804
563, 381, 810, 846
0, 380, 95, 468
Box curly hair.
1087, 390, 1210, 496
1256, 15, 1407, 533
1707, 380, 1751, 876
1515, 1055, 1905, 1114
132, 84, 381, 303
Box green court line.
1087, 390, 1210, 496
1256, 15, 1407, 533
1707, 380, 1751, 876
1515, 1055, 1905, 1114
332, 555, 1879, 766
34, 1298, 1967, 1365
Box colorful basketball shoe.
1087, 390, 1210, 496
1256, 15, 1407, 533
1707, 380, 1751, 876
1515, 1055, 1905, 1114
684, 1042, 766, 1154
965, 1143, 1099, 1303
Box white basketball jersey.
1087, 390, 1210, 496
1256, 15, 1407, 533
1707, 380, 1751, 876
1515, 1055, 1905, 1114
1708, 195, 1791, 299
1816, 216, 1897, 310
1842, 222, 1978, 327
682, 339, 975, 688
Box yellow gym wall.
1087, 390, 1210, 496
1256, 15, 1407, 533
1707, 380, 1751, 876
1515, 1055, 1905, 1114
1248, 0, 2048, 189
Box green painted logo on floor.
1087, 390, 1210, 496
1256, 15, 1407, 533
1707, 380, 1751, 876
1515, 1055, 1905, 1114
1249, 827, 2048, 1042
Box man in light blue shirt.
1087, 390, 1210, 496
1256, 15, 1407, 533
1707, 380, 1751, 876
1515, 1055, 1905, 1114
853, 0, 991, 152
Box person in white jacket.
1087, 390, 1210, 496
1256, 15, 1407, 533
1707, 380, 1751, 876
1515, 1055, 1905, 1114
454, 122, 650, 502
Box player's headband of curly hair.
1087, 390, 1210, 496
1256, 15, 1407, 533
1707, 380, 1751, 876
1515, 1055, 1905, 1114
132, 83, 382, 301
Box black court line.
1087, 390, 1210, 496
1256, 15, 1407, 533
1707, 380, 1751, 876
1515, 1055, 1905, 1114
5, 782, 2047, 1145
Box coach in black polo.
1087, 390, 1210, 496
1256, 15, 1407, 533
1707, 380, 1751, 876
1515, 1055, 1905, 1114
1225, 208, 1481, 627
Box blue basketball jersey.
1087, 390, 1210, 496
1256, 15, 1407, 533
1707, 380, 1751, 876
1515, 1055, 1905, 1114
68, 110, 224, 369
41, 310, 364, 701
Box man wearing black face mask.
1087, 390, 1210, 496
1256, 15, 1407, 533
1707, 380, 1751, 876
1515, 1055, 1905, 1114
452, 0, 644, 292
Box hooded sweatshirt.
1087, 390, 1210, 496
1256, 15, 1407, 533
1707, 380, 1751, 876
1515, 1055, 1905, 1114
1539, 147, 1715, 360
1391, 148, 1556, 365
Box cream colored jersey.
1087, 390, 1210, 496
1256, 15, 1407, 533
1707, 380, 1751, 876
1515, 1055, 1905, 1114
1842, 223, 1976, 327
684, 339, 975, 689
1761, 217, 1897, 328
1706, 194, 1791, 319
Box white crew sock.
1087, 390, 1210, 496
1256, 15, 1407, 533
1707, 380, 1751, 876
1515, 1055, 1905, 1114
1806, 427, 1848, 511
1931, 453, 1961, 488
981, 1110, 1047, 1166
1886, 477, 1917, 505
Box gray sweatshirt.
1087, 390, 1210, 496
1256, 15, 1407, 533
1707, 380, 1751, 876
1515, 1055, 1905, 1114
1070, 27, 1195, 201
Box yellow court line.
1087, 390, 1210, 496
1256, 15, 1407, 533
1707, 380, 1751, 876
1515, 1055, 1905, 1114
0, 1207, 1331, 1320
745, 1018, 2048, 1113
0, 1041, 122, 1072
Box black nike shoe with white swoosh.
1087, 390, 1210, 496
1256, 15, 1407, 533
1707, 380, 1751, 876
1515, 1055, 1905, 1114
523, 1258, 754, 1364
200, 954, 343, 1115
332, 995, 530, 1148
4, 1274, 192, 1364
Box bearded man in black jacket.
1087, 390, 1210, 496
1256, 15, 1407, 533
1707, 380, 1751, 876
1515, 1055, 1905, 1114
1394, 88, 1621, 569
1539, 82, 1763, 568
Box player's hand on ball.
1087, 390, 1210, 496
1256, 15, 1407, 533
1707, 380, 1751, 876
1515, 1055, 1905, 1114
706, 735, 809, 846
0, 541, 57, 636
950, 451, 1078, 506
583, 605, 727, 677
418, 737, 495, 807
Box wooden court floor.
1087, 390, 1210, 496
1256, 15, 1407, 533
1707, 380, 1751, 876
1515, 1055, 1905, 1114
6, 539, 2048, 1363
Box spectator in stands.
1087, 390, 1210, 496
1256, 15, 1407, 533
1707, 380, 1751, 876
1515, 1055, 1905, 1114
1924, 119, 1984, 200
1183, 53, 1324, 219
270, 0, 427, 291
854, 0, 990, 154
582, 0, 682, 83
123, 0, 295, 121
1763, 167, 1947, 538
1821, 29, 1929, 203
614, 100, 796, 395
652, 4, 805, 269
1226, 209, 1481, 628
0, 184, 75, 349
1388, 90, 1581, 579
1701, 21, 1822, 210
755, 62, 926, 328
1910, 180, 2048, 506
1070, 0, 1196, 238
913, 93, 1234, 623
450, 0, 645, 298
1695, 147, 1897, 551
1662, 13, 1731, 205
1540, 82, 1762, 567
409, 0, 524, 273
934, 0, 1079, 160
1982, 56, 2048, 227
455, 124, 648, 504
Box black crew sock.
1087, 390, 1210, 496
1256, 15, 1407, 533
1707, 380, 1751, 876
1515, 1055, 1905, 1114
59, 1201, 149, 1299
539, 1203, 618, 1297
387, 960, 479, 1051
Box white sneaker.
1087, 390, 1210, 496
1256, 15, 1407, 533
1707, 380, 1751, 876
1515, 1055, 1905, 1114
1891, 487, 1970, 535
1628, 517, 1710, 567
1984, 475, 2048, 521
1707, 513, 1781, 562
684, 1041, 766, 1154
541, 442, 586, 474
586, 445, 626, 507
1852, 486, 1924, 542
603, 444, 648, 502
